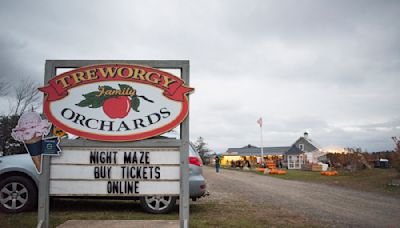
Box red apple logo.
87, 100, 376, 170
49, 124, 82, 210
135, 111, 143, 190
75, 84, 153, 119
103, 96, 131, 118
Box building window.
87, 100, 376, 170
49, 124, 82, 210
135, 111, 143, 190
299, 144, 304, 150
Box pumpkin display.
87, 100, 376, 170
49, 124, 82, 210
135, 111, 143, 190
266, 160, 276, 169
256, 168, 265, 173
320, 171, 338, 176
269, 169, 277, 174
268, 169, 286, 175
277, 170, 287, 175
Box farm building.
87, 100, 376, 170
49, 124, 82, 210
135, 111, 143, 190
222, 132, 325, 169
221, 144, 290, 167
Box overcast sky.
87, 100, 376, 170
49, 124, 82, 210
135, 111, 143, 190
0, 0, 399, 152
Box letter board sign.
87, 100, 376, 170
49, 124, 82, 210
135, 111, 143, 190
50, 147, 180, 196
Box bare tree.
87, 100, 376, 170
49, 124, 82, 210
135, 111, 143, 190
9, 78, 41, 115
0, 78, 9, 96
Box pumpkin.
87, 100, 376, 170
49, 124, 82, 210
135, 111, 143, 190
321, 171, 338, 176
277, 170, 286, 175
269, 169, 286, 175
256, 168, 265, 173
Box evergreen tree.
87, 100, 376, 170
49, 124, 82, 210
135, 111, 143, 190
194, 136, 210, 163
0, 115, 26, 155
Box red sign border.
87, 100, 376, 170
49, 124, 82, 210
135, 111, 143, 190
41, 64, 192, 142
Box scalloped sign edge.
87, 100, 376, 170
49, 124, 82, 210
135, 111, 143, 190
39, 64, 194, 142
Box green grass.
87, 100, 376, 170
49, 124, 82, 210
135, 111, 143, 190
270, 168, 400, 197
6, 167, 395, 227
0, 199, 178, 228
190, 201, 319, 228
0, 198, 319, 228
219, 165, 400, 197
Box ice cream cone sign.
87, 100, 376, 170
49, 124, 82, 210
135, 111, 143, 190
11, 111, 60, 174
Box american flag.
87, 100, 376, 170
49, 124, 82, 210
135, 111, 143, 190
257, 117, 262, 127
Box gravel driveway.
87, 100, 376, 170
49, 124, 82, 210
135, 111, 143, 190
202, 166, 400, 227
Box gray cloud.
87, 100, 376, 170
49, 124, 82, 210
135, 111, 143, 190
0, 0, 399, 152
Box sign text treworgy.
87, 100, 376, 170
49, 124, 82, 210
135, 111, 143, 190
39, 64, 194, 141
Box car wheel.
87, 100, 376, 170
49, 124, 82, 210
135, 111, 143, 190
139, 196, 176, 214
0, 176, 37, 213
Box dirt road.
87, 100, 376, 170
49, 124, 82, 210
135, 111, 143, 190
202, 166, 400, 227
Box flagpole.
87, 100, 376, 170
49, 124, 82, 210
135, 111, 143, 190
260, 122, 264, 166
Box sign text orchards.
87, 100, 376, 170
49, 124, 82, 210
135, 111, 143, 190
39, 64, 193, 141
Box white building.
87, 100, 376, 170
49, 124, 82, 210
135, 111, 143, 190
286, 132, 323, 169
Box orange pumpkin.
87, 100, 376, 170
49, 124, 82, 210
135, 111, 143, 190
256, 168, 265, 173
277, 170, 287, 175
269, 169, 286, 175
321, 171, 338, 176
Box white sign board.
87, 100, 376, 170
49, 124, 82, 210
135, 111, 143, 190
49, 147, 180, 196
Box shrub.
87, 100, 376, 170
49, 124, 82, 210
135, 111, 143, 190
391, 137, 400, 173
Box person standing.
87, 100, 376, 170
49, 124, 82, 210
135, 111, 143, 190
215, 155, 220, 173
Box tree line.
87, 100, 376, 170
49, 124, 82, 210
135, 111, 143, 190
0, 78, 41, 155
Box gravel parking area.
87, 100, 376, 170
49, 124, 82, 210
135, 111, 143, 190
202, 166, 400, 227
